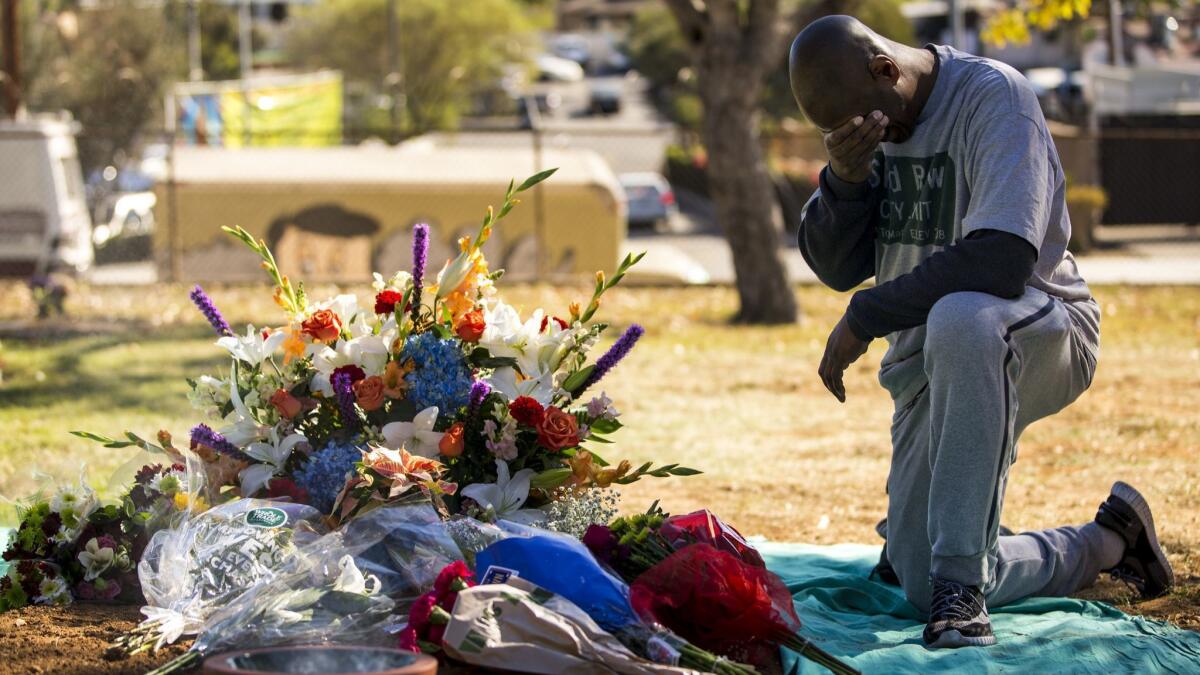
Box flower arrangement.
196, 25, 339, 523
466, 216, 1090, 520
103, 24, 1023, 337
74, 169, 700, 528
1, 463, 200, 611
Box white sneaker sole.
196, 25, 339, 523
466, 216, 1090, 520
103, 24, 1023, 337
926, 629, 998, 649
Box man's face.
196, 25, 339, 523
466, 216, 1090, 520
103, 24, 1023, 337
802, 81, 914, 144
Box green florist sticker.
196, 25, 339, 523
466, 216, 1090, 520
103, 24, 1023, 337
245, 507, 288, 529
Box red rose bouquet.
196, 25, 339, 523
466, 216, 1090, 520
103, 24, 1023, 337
630, 544, 857, 675
397, 561, 476, 653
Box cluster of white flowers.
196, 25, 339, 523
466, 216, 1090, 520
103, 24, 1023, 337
542, 488, 620, 540
187, 375, 230, 421
478, 301, 582, 406
48, 479, 99, 545
35, 573, 71, 606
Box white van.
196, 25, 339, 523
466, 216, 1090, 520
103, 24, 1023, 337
0, 114, 93, 276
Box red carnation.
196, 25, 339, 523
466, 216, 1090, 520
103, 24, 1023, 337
540, 315, 569, 333
332, 364, 366, 384
264, 477, 309, 503
509, 396, 545, 427
375, 290, 405, 315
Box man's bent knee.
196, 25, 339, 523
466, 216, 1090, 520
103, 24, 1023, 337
886, 539, 934, 614
925, 291, 1008, 363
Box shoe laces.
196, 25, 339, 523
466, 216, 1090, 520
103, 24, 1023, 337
1108, 567, 1146, 596
930, 578, 986, 622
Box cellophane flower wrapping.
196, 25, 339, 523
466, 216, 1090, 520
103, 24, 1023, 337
135, 499, 326, 646
629, 543, 801, 666
188, 503, 509, 660
657, 510, 766, 568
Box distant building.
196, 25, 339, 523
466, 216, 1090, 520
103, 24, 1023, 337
557, 0, 650, 32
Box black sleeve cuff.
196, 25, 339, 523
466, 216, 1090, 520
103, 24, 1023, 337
821, 165, 871, 202
843, 303, 874, 342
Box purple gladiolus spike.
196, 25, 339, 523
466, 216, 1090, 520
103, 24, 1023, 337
190, 423, 253, 463
333, 371, 361, 434
411, 224, 429, 319
469, 380, 491, 415
189, 285, 233, 337
575, 324, 644, 397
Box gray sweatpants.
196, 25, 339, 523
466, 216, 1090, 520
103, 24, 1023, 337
882, 288, 1105, 614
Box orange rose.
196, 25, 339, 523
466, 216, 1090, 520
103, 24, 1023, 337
301, 309, 342, 342
353, 376, 386, 412
270, 388, 303, 419
455, 309, 486, 342
537, 407, 580, 451
439, 422, 465, 458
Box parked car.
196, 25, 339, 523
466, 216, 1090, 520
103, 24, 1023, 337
535, 54, 585, 82
619, 173, 679, 232
549, 34, 591, 68
93, 191, 156, 247
0, 114, 93, 277
588, 83, 622, 116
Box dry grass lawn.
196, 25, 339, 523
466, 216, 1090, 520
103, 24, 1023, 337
1, 280, 1197, 628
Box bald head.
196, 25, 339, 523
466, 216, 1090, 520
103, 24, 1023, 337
789, 16, 934, 143
789, 16, 891, 131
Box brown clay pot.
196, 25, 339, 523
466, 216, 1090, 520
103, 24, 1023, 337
202, 645, 438, 675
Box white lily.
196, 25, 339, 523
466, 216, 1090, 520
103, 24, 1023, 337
381, 407, 444, 458
220, 367, 269, 446
333, 555, 381, 595
307, 334, 390, 396
486, 366, 559, 407
435, 249, 476, 299
217, 325, 287, 366
239, 429, 308, 497
77, 538, 115, 581
461, 460, 546, 526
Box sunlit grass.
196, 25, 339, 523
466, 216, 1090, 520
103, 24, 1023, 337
1, 281, 1198, 624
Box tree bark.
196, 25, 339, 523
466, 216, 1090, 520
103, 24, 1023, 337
663, 0, 798, 324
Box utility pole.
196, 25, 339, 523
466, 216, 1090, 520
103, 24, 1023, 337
947, 0, 965, 50
239, 0, 252, 145
188, 0, 203, 81
2, 0, 21, 118
385, 0, 404, 143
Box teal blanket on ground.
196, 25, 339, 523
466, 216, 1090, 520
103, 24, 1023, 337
3, 529, 1198, 673
760, 542, 1200, 675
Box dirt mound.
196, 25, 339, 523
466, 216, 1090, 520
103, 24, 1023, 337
0, 604, 188, 674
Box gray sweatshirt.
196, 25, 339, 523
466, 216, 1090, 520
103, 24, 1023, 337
798, 45, 1097, 400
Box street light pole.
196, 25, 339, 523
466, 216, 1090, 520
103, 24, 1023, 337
1, 0, 21, 118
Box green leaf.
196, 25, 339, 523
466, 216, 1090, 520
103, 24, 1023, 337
584, 435, 613, 444
670, 467, 703, 476
561, 365, 595, 393
516, 168, 557, 193
468, 347, 519, 370
587, 451, 609, 467
589, 418, 623, 435
530, 468, 572, 489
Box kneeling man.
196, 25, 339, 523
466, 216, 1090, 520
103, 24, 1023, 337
790, 16, 1173, 648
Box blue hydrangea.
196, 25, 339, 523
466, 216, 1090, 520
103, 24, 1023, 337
293, 441, 363, 514
402, 332, 473, 413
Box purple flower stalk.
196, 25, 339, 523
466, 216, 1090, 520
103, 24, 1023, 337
575, 324, 644, 397
468, 380, 491, 415
411, 224, 429, 319
190, 423, 253, 463
189, 285, 233, 337
333, 371, 360, 434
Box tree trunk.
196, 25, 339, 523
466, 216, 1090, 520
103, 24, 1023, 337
702, 87, 797, 323
663, 0, 798, 324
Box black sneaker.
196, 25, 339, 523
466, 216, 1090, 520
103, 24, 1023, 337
922, 578, 997, 648
1095, 481, 1175, 599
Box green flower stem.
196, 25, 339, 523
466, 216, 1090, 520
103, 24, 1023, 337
781, 634, 859, 675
